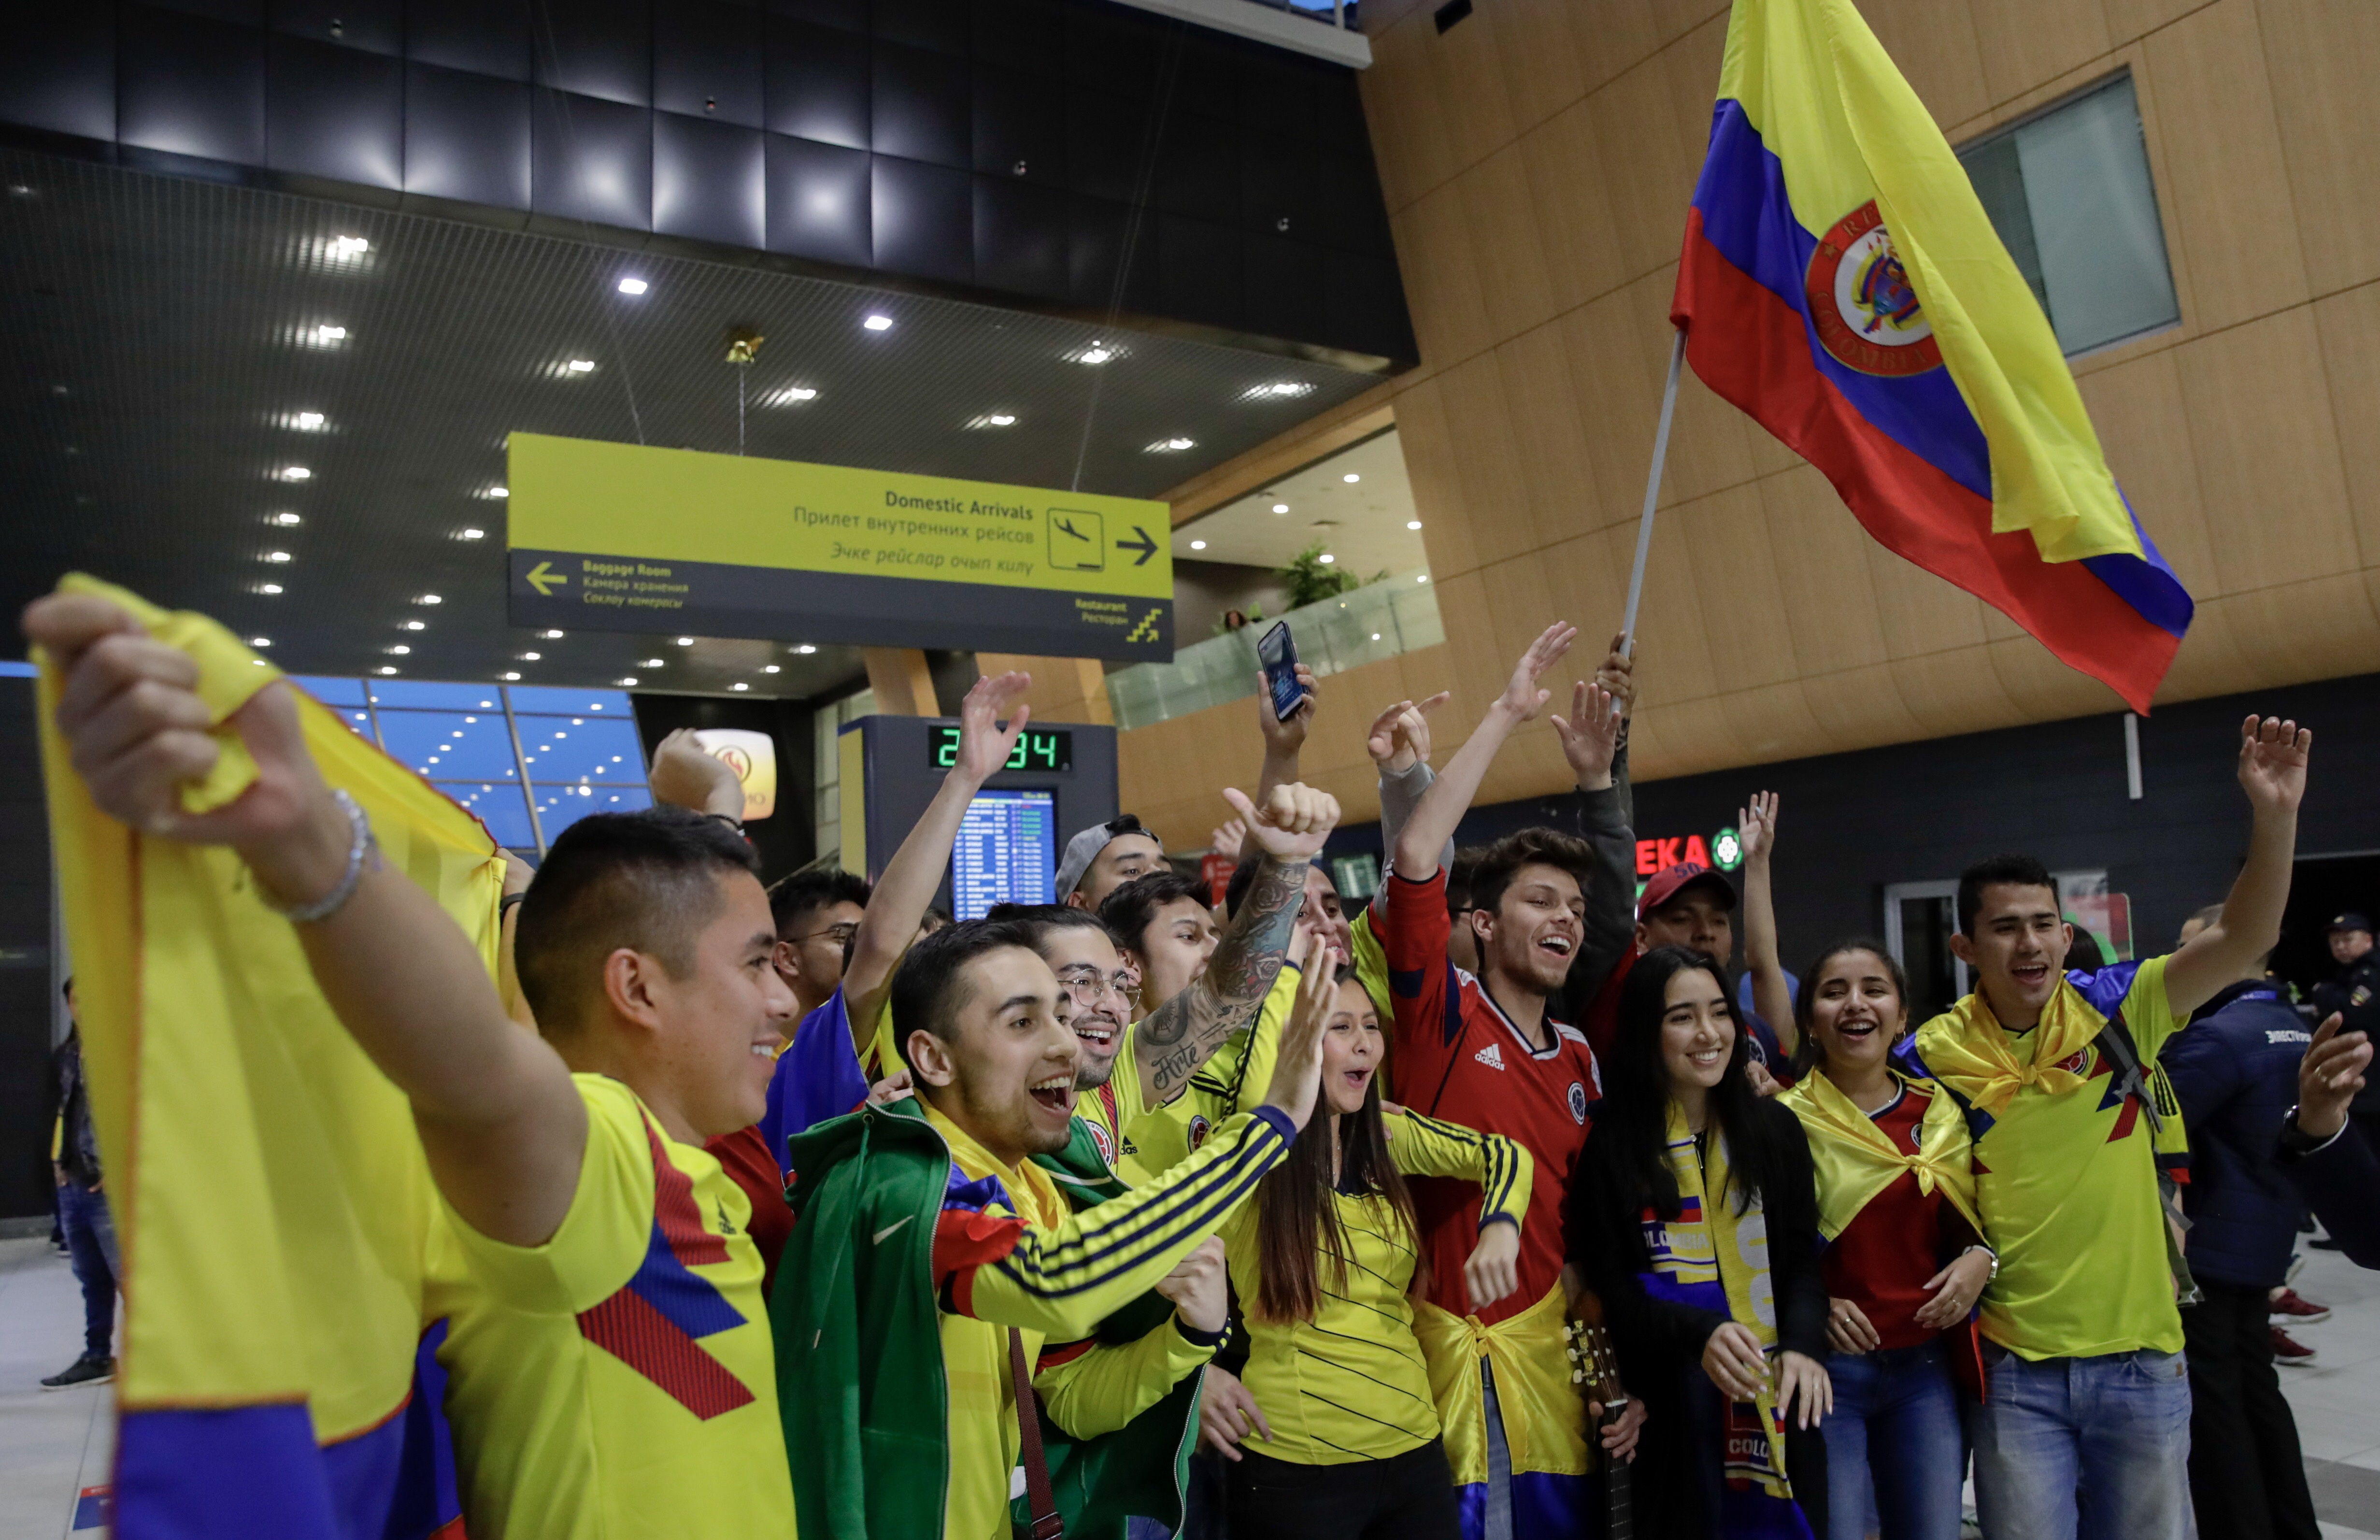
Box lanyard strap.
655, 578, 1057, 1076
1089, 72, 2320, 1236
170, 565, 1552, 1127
1008, 1327, 1065, 1540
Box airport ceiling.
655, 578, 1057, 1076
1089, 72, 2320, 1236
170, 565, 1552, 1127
0, 146, 1386, 698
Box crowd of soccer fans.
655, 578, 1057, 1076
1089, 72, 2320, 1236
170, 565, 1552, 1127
29, 586, 2380, 1540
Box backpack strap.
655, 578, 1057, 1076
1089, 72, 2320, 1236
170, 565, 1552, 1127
2092, 1004, 2201, 1306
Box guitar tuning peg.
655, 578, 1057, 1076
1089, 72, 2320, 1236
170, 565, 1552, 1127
1571, 1369, 1585, 1383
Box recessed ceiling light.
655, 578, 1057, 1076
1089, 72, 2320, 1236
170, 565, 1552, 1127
279, 466, 312, 481
521, 652, 541, 661
863, 314, 894, 331
731, 682, 749, 691
1319, 553, 1336, 564
1343, 473, 1361, 484
619, 676, 639, 686
258, 583, 283, 594
1079, 347, 1112, 365
1272, 503, 1289, 514
459, 528, 485, 540
253, 658, 268, 667
311, 324, 347, 345
566, 358, 597, 373
418, 594, 442, 605
389, 645, 411, 656
379, 666, 399, 675
1416, 574, 1429, 583
988, 413, 1016, 426
272, 512, 302, 526
484, 486, 510, 500
1407, 520, 1423, 530
294, 411, 325, 430
796, 644, 816, 655
404, 620, 425, 631
265, 551, 292, 563
641, 657, 664, 668
617, 277, 648, 295
1189, 540, 1206, 550
250, 636, 271, 648
500, 671, 520, 681
1371, 632, 1382, 641
676, 636, 694, 646
1145, 437, 1195, 453
541, 629, 564, 640
329, 235, 370, 258
771, 386, 819, 406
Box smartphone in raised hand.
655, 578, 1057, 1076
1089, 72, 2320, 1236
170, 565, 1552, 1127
1256, 621, 1307, 722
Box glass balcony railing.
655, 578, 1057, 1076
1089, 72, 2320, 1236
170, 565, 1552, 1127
1107, 570, 1441, 730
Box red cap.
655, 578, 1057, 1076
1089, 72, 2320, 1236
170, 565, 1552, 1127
1639, 862, 1737, 919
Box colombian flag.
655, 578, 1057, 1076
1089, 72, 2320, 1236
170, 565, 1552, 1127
38, 576, 490, 1538
1673, 0, 2193, 712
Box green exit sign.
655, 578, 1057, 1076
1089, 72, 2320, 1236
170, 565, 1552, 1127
929, 724, 1073, 773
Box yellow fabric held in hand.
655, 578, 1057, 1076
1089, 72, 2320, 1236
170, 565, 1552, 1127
37, 574, 505, 1441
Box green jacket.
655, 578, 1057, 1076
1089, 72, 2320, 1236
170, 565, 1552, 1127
774, 1098, 1203, 1540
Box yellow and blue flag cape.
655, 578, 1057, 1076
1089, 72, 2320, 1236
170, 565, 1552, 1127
1673, 0, 2192, 712
37, 575, 500, 1538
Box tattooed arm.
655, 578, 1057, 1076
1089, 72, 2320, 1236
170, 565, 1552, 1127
1138, 783, 1340, 1104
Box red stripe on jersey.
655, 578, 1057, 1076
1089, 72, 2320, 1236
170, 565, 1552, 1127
643, 1116, 731, 1268
2106, 1096, 2141, 1143
935, 1208, 1028, 1318
576, 1287, 756, 1420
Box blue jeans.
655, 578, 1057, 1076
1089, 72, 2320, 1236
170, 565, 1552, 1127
1973, 1344, 2191, 1540
57, 1179, 119, 1358
1824, 1340, 1964, 1540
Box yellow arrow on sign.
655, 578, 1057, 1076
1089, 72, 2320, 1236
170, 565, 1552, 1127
525, 560, 567, 597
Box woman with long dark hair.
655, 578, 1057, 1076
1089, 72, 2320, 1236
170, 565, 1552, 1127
1566, 945, 1830, 1539
1218, 962, 1533, 1540
1777, 942, 1990, 1540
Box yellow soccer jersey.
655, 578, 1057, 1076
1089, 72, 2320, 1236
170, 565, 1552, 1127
1075, 1020, 1157, 1183
425, 1074, 793, 1540
1221, 1110, 1530, 1465
1912, 956, 2185, 1361
925, 1099, 1289, 1539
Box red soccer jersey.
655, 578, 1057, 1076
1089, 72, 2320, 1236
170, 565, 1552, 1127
1379, 869, 1601, 1327
1820, 1082, 1979, 1350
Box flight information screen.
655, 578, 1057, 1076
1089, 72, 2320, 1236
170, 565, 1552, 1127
951, 788, 1058, 919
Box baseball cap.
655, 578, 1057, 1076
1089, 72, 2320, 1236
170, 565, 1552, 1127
1639, 862, 1738, 919
2327, 911, 2374, 936
1055, 814, 1153, 901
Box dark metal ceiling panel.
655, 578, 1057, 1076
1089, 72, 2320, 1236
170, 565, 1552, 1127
0, 146, 1381, 700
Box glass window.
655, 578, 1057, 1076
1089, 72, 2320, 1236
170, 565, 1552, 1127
1958, 72, 2179, 356
291, 674, 368, 706
375, 710, 523, 781
519, 715, 648, 785
437, 783, 538, 849
534, 784, 655, 843
369, 679, 506, 711
508, 685, 633, 717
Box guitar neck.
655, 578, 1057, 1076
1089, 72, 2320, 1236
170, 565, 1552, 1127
1601, 1408, 1635, 1540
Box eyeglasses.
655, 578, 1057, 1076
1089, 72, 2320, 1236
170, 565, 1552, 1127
788, 923, 860, 948
1054, 965, 1139, 1006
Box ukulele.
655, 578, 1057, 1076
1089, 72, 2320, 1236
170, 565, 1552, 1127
1565, 1305, 1635, 1540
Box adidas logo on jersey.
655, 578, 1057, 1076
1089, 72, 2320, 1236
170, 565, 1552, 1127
1474, 1042, 1506, 1070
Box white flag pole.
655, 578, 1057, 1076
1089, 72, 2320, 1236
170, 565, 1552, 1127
1620, 327, 1688, 659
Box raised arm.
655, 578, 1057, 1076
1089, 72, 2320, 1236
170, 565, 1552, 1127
1737, 791, 1797, 1056
29, 591, 585, 1247
1237, 663, 1317, 861
1394, 623, 1578, 884
840, 673, 1031, 1044
1369, 691, 1451, 878
1140, 784, 1340, 1103
648, 727, 747, 820
2163, 717, 2311, 1020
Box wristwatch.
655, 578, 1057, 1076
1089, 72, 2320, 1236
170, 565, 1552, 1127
2276, 1106, 2346, 1161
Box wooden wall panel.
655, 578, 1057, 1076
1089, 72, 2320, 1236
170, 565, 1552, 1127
2261, 0, 2380, 298
2141, 0, 2308, 334
1108, 0, 2380, 822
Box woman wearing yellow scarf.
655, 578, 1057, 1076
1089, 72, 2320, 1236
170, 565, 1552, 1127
1778, 944, 1993, 1540
1566, 947, 1831, 1540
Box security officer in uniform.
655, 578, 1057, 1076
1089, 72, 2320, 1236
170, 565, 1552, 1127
2311, 911, 2380, 1160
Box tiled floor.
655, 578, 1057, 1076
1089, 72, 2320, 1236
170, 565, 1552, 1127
0, 1234, 2371, 1536
0, 1238, 114, 1540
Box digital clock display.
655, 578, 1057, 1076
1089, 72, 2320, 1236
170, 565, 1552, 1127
930, 724, 1073, 774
